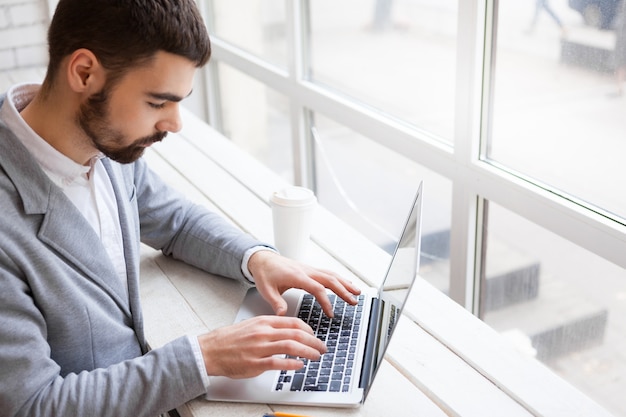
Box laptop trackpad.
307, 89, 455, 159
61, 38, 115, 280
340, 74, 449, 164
234, 287, 304, 322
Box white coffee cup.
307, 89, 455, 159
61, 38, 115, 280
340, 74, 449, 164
270, 186, 317, 261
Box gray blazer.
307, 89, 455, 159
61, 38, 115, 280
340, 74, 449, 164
0, 95, 265, 417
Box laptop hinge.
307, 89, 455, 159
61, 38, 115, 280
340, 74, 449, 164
359, 297, 382, 390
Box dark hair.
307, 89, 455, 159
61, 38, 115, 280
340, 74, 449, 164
43, 0, 211, 91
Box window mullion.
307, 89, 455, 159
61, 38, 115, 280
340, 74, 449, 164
448, 0, 488, 312
285, 0, 314, 189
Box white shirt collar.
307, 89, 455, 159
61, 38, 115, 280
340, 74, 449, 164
1, 83, 103, 187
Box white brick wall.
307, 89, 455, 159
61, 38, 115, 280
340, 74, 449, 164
0, 0, 49, 71
0, 7, 10, 30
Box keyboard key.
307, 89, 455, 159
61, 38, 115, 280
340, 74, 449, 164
290, 374, 304, 391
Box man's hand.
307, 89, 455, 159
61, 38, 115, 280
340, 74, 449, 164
198, 315, 326, 378
247, 250, 362, 317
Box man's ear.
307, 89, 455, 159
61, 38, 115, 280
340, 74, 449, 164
66, 49, 106, 93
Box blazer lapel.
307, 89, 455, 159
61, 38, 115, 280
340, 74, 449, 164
37, 190, 132, 316
0, 120, 131, 317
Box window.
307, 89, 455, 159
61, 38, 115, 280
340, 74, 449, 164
309, 112, 453, 288
484, 0, 626, 221
207, 0, 288, 68
212, 62, 294, 184
200, 1, 626, 414
481, 202, 625, 414
307, 0, 458, 143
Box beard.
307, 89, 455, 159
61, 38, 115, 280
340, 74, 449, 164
77, 89, 167, 164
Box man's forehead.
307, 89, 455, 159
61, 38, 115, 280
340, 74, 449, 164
120, 53, 197, 96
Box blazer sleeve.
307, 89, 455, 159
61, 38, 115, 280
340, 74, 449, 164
0, 246, 207, 417
129, 157, 270, 281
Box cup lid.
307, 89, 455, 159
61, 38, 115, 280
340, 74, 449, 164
270, 186, 317, 207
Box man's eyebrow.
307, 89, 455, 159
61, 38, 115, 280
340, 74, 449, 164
146, 90, 193, 102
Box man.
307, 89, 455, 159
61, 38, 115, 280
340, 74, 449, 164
0, 1, 361, 416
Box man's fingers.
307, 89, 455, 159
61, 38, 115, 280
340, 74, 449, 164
265, 292, 289, 316
262, 356, 311, 372
268, 338, 326, 360
199, 315, 328, 379
302, 270, 361, 317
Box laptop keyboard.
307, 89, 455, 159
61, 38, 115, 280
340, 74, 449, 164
274, 293, 365, 393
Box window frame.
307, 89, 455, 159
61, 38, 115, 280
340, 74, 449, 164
199, 0, 626, 314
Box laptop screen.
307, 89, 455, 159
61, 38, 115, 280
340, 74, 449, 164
361, 181, 423, 396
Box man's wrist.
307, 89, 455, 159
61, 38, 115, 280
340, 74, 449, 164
241, 245, 277, 283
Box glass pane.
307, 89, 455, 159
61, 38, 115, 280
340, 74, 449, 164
307, 0, 458, 143
482, 202, 626, 417
215, 63, 294, 183
311, 113, 452, 292
208, 0, 288, 68
487, 1, 626, 220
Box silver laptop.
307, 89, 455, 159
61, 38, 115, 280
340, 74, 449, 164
205, 181, 423, 407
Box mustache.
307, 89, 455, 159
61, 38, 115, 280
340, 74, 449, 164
136, 131, 168, 147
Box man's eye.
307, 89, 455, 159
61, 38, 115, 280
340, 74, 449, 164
148, 102, 167, 109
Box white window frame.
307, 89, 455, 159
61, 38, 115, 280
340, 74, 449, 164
199, 0, 626, 314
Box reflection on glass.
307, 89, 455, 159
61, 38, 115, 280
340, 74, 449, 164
208, 0, 287, 67
215, 63, 294, 183
486, 1, 626, 220
310, 113, 452, 292
481, 201, 626, 417
307, 0, 458, 142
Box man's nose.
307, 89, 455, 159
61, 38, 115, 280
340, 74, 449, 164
156, 104, 183, 133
